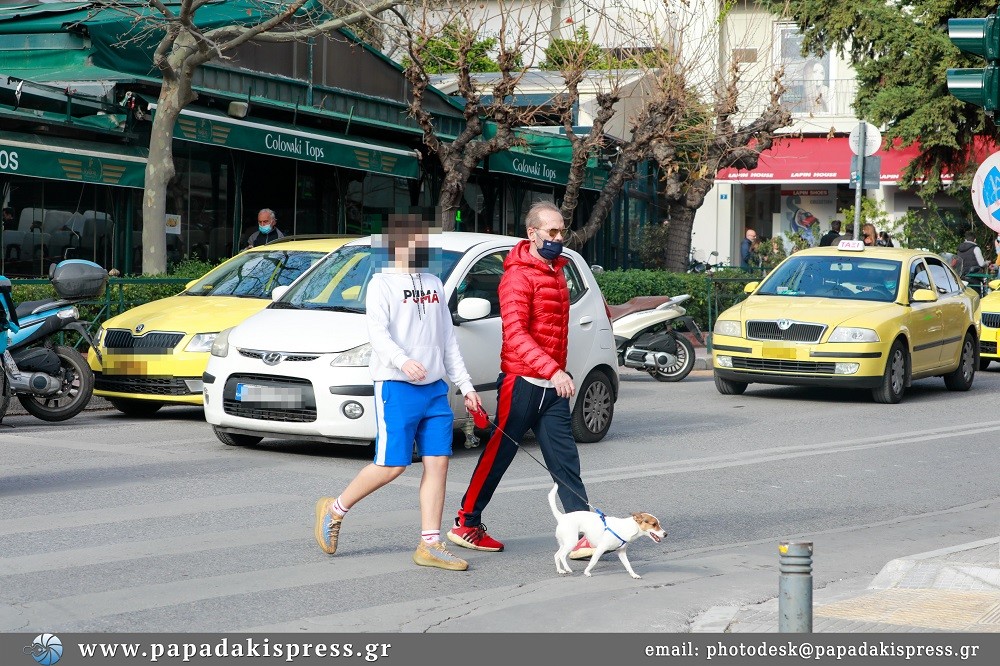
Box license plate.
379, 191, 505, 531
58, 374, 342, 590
762, 346, 797, 360
235, 383, 304, 407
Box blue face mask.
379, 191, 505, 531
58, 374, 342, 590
258, 225, 272, 234
538, 239, 563, 261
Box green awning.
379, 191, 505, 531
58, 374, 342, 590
151, 104, 420, 179
486, 126, 609, 191
0, 130, 147, 188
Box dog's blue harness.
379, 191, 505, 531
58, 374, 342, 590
595, 508, 627, 547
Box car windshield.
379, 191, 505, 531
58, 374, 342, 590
276, 245, 463, 312
184, 250, 325, 298
756, 255, 902, 302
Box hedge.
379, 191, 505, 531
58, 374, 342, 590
594, 268, 759, 331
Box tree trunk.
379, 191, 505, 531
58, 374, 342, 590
141, 80, 184, 275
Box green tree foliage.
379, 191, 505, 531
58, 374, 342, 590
763, 0, 997, 198
403, 25, 500, 74
540, 26, 606, 70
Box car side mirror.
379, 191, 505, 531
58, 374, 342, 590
456, 297, 491, 322
990, 279, 1000, 291
185, 279, 198, 290
910, 288, 938, 303
743, 281, 759, 294
590, 264, 605, 274
271, 285, 290, 302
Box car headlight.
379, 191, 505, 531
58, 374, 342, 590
211, 328, 233, 357
713, 320, 742, 337
185, 332, 219, 352
330, 343, 372, 367
95, 326, 104, 347
828, 327, 880, 343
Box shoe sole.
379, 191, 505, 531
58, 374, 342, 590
413, 554, 469, 571
446, 529, 503, 552
314, 497, 339, 554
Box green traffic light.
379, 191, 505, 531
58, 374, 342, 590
947, 15, 1000, 111
947, 66, 1000, 111
949, 16, 1000, 60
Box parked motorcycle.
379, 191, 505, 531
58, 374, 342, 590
609, 294, 704, 382
0, 260, 107, 422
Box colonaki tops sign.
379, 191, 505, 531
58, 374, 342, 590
490, 148, 608, 191
0, 131, 147, 188
151, 105, 420, 180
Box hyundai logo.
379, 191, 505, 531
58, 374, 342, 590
777, 319, 793, 330
135, 324, 145, 333
262, 352, 283, 366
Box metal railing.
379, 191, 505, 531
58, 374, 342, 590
9, 277, 191, 346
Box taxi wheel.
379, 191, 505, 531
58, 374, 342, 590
108, 397, 163, 417
212, 426, 263, 447
872, 341, 907, 404
714, 373, 747, 395
943, 332, 976, 392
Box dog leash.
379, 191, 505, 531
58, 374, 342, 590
471, 404, 623, 541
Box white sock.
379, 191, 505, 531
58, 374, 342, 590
332, 497, 349, 516
421, 530, 440, 544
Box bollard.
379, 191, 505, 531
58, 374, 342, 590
778, 541, 813, 633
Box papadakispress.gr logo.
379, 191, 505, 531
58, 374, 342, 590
23, 634, 62, 666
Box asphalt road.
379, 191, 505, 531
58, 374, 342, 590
2, 366, 999, 633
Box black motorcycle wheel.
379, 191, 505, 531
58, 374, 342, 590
649, 335, 696, 382
17, 345, 94, 422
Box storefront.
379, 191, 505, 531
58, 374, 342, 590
708, 136, 962, 264
0, 130, 146, 276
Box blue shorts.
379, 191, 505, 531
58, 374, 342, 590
373, 379, 453, 466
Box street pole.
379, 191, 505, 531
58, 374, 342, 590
853, 122, 865, 240
778, 541, 814, 632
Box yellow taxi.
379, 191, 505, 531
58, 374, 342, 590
976, 278, 1000, 369
88, 236, 352, 416
712, 241, 980, 403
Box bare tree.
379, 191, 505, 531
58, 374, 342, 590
399, 1, 554, 230
552, 2, 793, 271
124, 0, 403, 274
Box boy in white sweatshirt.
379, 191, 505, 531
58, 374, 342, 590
314, 216, 482, 571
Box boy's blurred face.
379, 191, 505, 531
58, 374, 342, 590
374, 214, 441, 269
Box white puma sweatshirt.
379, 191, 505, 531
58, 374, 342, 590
366, 270, 474, 395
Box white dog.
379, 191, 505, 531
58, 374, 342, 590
549, 484, 667, 579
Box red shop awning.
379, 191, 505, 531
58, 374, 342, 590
716, 136, 924, 184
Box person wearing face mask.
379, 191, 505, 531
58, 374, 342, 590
246, 208, 285, 248
448, 201, 594, 560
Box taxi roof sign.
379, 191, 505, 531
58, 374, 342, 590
837, 239, 865, 251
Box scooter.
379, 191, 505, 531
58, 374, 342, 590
609, 294, 704, 382
0, 260, 106, 422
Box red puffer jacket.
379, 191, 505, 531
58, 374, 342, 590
498, 240, 569, 379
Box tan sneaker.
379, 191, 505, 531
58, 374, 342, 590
314, 497, 344, 555
413, 540, 469, 571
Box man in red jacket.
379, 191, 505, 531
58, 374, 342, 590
447, 201, 592, 558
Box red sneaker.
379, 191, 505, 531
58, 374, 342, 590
569, 537, 596, 560
447, 523, 504, 551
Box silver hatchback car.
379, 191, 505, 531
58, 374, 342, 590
204, 232, 619, 448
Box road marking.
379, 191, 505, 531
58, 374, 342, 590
495, 420, 1000, 492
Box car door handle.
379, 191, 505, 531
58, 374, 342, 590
578, 316, 594, 326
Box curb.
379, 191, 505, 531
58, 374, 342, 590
869, 536, 1000, 590
690, 606, 739, 633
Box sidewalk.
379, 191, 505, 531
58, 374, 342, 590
689, 333, 712, 371
692, 537, 1000, 632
